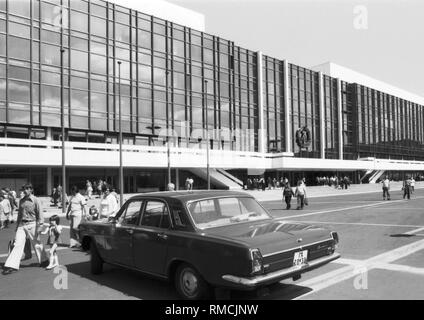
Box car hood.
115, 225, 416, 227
201, 219, 333, 255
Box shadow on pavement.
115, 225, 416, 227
65, 261, 178, 300
64, 260, 312, 300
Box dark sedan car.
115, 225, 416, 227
79, 190, 340, 299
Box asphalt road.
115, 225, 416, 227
1, 188, 423, 300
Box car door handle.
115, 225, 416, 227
126, 229, 134, 235
157, 233, 168, 240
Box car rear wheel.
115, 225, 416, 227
175, 263, 209, 300
90, 241, 103, 275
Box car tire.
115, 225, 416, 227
90, 241, 103, 275
175, 263, 210, 300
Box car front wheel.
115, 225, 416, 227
175, 263, 210, 300
90, 241, 103, 275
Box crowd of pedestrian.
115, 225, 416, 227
245, 177, 285, 191
316, 176, 351, 189
2, 180, 122, 275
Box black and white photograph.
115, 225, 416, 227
0, 0, 423, 304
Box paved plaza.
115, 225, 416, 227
1, 183, 423, 299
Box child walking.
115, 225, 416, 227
41, 215, 62, 270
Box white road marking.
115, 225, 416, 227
276, 196, 424, 220
286, 220, 424, 229
331, 258, 362, 265
404, 227, 424, 235
373, 263, 424, 276
331, 258, 424, 275
277, 200, 403, 220
293, 238, 424, 299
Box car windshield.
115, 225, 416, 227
187, 197, 271, 229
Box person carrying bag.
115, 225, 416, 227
282, 183, 295, 210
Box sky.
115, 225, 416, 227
166, 0, 424, 98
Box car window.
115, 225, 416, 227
218, 197, 249, 215
187, 197, 271, 229
141, 200, 170, 228
118, 200, 143, 226
171, 205, 190, 230
187, 199, 218, 223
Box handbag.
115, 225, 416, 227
23, 237, 32, 260
7, 240, 14, 255
304, 197, 309, 206
8, 238, 32, 259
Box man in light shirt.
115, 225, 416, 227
2, 183, 48, 275
99, 184, 119, 219
382, 176, 391, 200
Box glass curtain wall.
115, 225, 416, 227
323, 75, 339, 159
354, 83, 424, 160
288, 63, 320, 158
0, 0, 259, 152
262, 55, 285, 153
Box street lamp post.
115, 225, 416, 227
204, 80, 210, 190
167, 136, 171, 186
166, 71, 171, 186
117, 61, 123, 207
60, 48, 66, 214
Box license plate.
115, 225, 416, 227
293, 250, 308, 266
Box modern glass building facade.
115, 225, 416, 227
0, 0, 259, 152
1, 0, 424, 194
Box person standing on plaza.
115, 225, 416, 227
2, 183, 48, 275
99, 184, 119, 219
267, 177, 272, 190
5, 188, 16, 224
0, 194, 6, 230
167, 182, 176, 191
403, 177, 412, 200
0, 192, 11, 229
295, 180, 307, 210
410, 177, 415, 194
97, 179, 103, 197
382, 176, 391, 200
86, 180, 93, 199
110, 187, 119, 204
40, 215, 62, 270
50, 187, 59, 207
282, 182, 295, 210
57, 185, 63, 207
66, 185, 86, 248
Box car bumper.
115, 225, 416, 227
222, 252, 341, 289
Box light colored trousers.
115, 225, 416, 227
5, 222, 47, 270
70, 214, 82, 247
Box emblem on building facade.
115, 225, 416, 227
295, 126, 312, 148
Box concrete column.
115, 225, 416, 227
283, 60, 291, 154
257, 51, 265, 154
318, 72, 326, 159
337, 78, 343, 160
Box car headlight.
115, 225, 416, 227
331, 231, 339, 244
249, 248, 264, 275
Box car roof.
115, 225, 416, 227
128, 190, 254, 203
